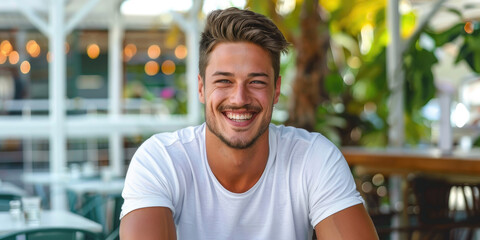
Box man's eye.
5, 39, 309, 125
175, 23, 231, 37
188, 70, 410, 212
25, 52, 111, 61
215, 79, 231, 84
251, 80, 266, 85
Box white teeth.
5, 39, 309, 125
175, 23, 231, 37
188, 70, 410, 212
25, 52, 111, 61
226, 112, 253, 121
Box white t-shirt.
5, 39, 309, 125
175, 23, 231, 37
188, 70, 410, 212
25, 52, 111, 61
121, 123, 363, 240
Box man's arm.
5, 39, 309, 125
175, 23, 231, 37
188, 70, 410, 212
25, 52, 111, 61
120, 207, 177, 240
315, 204, 378, 240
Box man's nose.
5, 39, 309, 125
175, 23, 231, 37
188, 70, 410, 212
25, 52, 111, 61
230, 84, 249, 105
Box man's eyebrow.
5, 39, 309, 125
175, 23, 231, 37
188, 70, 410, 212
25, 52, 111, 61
211, 71, 270, 78
248, 72, 269, 78
212, 71, 234, 77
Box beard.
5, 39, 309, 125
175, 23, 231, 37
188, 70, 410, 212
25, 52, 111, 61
205, 104, 272, 149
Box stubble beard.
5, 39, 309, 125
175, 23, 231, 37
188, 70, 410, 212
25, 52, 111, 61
205, 104, 273, 150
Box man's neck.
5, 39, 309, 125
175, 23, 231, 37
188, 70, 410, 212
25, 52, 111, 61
205, 129, 270, 193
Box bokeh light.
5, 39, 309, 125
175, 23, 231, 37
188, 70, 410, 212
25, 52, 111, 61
452, 103, 470, 128
275, 0, 295, 15
26, 40, 41, 58
347, 56, 361, 69
350, 127, 362, 141
20, 61, 31, 74
161, 60, 176, 75
361, 182, 373, 193
465, 21, 474, 34
8, 51, 19, 64
147, 44, 161, 59
372, 174, 385, 186
124, 43, 137, 61
174, 45, 187, 59
87, 43, 100, 59
377, 186, 388, 197
0, 40, 13, 56
145, 60, 159, 76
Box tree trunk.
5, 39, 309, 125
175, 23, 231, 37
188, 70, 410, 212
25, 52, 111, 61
285, 0, 330, 132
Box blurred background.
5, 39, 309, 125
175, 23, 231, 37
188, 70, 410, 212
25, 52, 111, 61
0, 0, 480, 239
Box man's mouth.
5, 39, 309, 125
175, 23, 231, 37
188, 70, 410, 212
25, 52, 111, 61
225, 112, 253, 122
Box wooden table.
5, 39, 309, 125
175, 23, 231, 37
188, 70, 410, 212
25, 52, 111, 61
342, 147, 480, 239
341, 147, 480, 176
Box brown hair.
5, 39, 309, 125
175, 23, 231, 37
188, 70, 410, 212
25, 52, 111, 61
199, 7, 289, 82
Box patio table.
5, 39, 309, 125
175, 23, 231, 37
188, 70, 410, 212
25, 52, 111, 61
342, 146, 480, 176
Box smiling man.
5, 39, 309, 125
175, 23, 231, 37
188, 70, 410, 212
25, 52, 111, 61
120, 7, 378, 240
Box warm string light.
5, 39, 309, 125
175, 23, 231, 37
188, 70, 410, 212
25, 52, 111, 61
8, 51, 19, 64
147, 44, 161, 59
26, 40, 41, 58
0, 40, 13, 56
145, 60, 159, 76
161, 60, 175, 75
87, 43, 100, 59
20, 61, 31, 74
174, 45, 187, 59
124, 43, 137, 61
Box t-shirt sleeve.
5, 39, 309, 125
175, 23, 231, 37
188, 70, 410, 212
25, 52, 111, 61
120, 136, 178, 219
305, 136, 364, 227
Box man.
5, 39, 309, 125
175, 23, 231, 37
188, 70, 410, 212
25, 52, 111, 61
120, 7, 378, 240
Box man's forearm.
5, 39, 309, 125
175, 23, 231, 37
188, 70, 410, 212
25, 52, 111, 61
120, 207, 177, 240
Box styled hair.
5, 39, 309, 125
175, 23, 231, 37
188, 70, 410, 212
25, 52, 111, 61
199, 7, 289, 82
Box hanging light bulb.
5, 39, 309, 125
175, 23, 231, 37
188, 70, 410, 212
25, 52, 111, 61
87, 43, 100, 59
147, 44, 161, 59
161, 60, 176, 75
8, 51, 19, 64
174, 45, 187, 59
0, 40, 13, 56
26, 40, 41, 58
145, 60, 159, 76
124, 43, 137, 61
20, 61, 31, 74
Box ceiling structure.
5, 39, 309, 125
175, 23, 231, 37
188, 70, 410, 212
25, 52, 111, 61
0, 0, 175, 30
0, 0, 479, 32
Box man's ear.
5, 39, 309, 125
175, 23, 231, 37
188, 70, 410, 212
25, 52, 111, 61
198, 74, 205, 104
274, 76, 281, 104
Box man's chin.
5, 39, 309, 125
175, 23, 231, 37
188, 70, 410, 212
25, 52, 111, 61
221, 138, 255, 149
206, 120, 265, 149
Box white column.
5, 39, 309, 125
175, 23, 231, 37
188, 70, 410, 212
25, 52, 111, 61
171, 0, 202, 125
49, 0, 67, 210
438, 91, 453, 153
108, 0, 125, 176
186, 23, 201, 124
387, 1, 407, 240
387, 0, 404, 148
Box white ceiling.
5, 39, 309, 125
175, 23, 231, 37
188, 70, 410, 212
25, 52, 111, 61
0, 0, 174, 30
0, 0, 479, 31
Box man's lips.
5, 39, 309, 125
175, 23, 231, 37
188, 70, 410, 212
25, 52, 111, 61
224, 112, 254, 122
219, 105, 261, 123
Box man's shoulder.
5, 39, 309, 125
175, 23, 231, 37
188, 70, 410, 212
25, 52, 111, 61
270, 124, 323, 142
270, 124, 338, 155
147, 124, 205, 148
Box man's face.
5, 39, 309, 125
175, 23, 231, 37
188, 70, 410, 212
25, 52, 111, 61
198, 42, 281, 149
